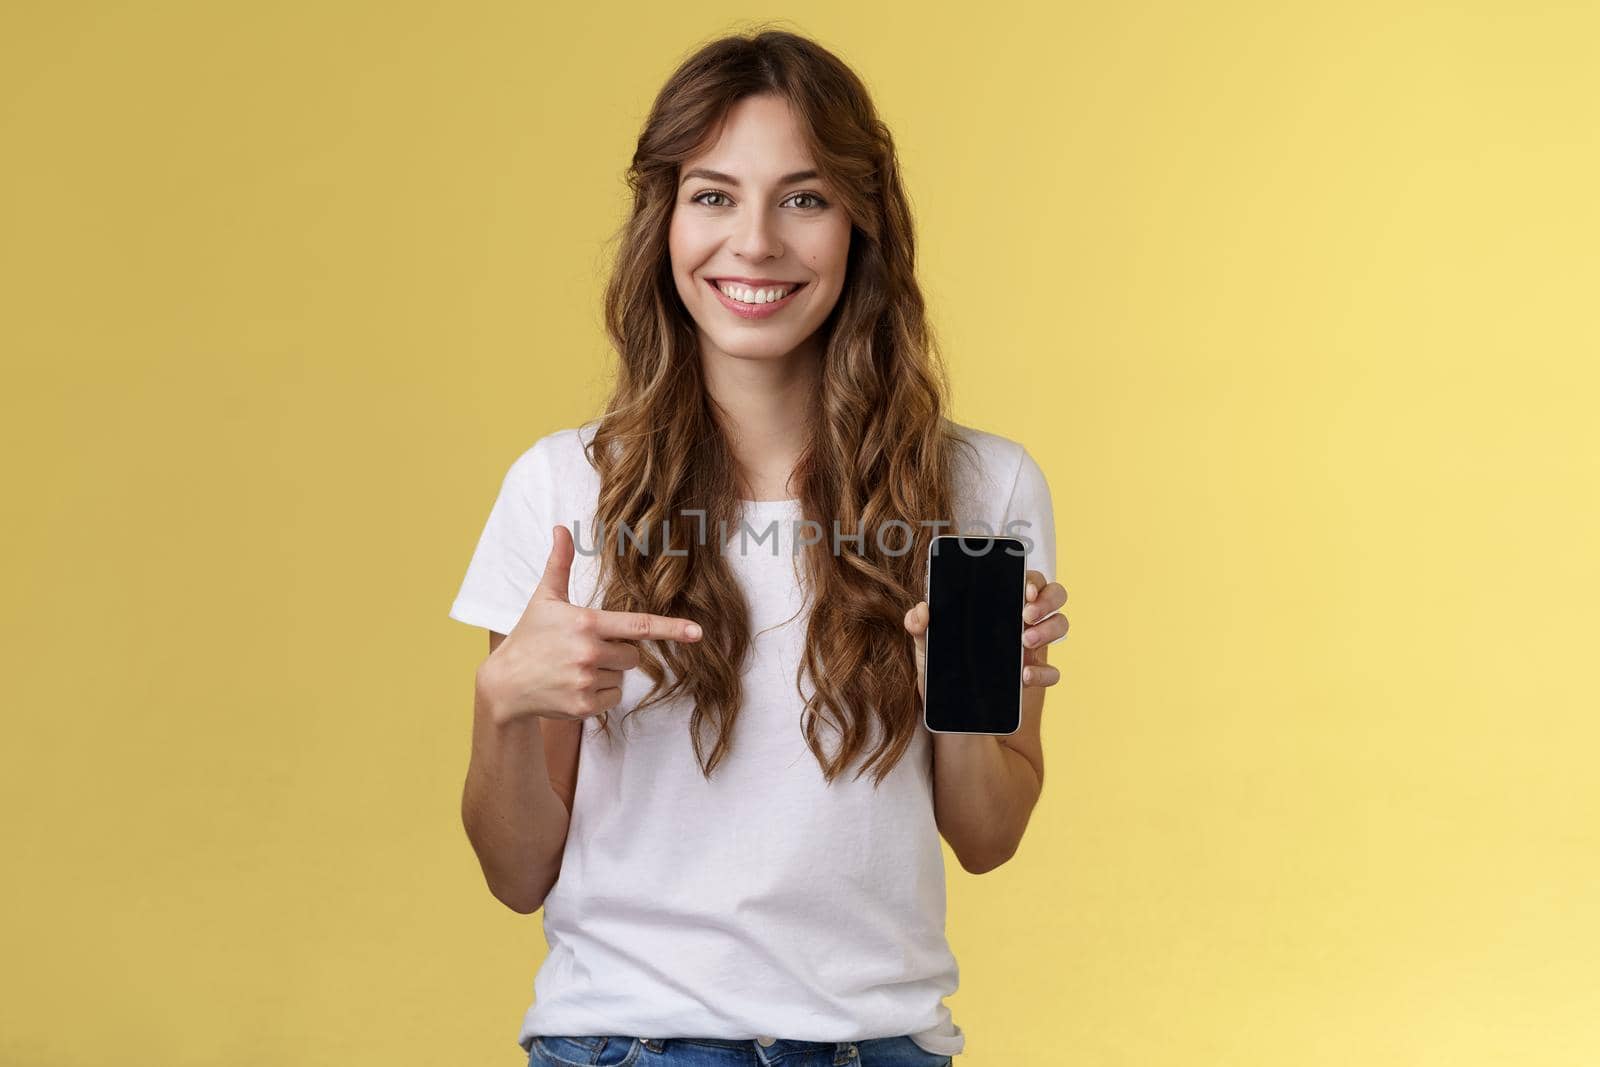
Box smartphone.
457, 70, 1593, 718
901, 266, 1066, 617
922, 534, 1027, 735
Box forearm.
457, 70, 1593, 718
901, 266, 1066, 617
931, 732, 1041, 874
460, 672, 571, 913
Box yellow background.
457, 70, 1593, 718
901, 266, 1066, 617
2, 2, 1596, 1064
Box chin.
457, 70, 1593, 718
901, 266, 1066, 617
714, 334, 798, 359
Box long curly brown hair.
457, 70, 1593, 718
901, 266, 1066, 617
584, 27, 977, 787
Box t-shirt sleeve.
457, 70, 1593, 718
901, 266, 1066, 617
447, 438, 557, 636
1002, 445, 1063, 645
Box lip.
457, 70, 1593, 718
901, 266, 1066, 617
705, 278, 806, 320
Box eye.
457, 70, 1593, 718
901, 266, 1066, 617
786, 191, 829, 210
690, 190, 732, 208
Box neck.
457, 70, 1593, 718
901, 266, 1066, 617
700, 334, 822, 500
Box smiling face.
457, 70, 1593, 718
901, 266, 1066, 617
668, 93, 853, 365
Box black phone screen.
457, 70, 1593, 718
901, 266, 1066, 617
923, 535, 1026, 735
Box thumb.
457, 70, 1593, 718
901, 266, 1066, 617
905, 601, 928, 700
531, 523, 575, 605
902, 600, 929, 638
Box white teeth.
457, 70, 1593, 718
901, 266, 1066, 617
716, 280, 795, 304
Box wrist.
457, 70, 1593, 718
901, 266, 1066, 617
474, 657, 514, 726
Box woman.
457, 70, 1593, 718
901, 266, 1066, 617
449, 28, 1070, 1067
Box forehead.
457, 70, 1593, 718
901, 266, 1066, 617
684, 94, 817, 177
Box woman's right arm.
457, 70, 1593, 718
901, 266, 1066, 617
458, 523, 700, 913
460, 629, 581, 914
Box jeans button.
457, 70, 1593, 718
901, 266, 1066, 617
757, 1035, 776, 1046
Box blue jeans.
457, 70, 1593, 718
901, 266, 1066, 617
527, 1035, 954, 1067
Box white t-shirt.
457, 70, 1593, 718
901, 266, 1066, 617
447, 418, 1057, 1058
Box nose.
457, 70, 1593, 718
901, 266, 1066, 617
731, 204, 783, 261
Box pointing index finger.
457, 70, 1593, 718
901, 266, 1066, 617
590, 609, 702, 643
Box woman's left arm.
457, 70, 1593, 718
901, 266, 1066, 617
905, 569, 1069, 874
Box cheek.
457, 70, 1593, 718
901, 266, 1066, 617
812, 223, 851, 280
667, 213, 705, 270
666, 219, 688, 271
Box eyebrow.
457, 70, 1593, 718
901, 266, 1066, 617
679, 167, 821, 187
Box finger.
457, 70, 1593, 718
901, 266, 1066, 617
583, 685, 623, 717
588, 608, 703, 643
1023, 612, 1070, 647
1023, 582, 1068, 624
903, 600, 929, 636
532, 524, 575, 605
1025, 570, 1045, 603
590, 640, 643, 671
589, 667, 626, 691
1022, 663, 1061, 687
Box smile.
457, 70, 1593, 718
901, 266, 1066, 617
705, 278, 806, 320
